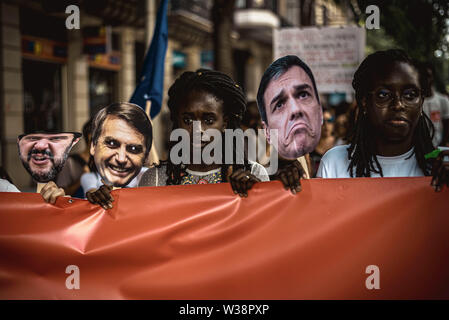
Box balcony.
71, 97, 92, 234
168, 0, 213, 45
234, 0, 279, 44
234, 9, 280, 29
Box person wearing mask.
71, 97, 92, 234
310, 108, 336, 177
82, 102, 152, 209
138, 69, 269, 197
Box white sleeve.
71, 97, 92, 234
440, 95, 449, 119
316, 145, 350, 178
0, 179, 20, 192
316, 158, 327, 178
80, 172, 100, 197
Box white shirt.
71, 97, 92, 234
422, 91, 449, 146
316, 144, 448, 178
80, 167, 149, 197
0, 178, 20, 192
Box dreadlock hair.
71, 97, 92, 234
165, 69, 249, 185
348, 49, 435, 177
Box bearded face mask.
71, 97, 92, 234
18, 132, 81, 183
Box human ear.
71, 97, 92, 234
90, 142, 95, 156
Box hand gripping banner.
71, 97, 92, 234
0, 177, 448, 299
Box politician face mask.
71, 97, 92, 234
18, 132, 80, 182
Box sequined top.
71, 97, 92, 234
181, 168, 223, 185
138, 162, 269, 187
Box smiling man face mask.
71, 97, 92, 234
88, 102, 153, 188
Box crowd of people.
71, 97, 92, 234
1, 49, 448, 207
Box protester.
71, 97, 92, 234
257, 55, 322, 193
56, 118, 93, 198
317, 49, 449, 191
1, 164, 65, 203
138, 69, 269, 197
420, 63, 449, 147
0, 167, 19, 192
82, 102, 152, 208
15, 128, 81, 202
0, 178, 65, 203
0, 178, 20, 192
310, 108, 336, 177
334, 113, 349, 146
344, 99, 358, 145
0, 166, 17, 189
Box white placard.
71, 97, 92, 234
274, 26, 366, 94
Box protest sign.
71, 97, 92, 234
274, 26, 366, 93
0, 178, 448, 299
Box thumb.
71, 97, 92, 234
226, 165, 233, 180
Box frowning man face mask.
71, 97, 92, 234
262, 65, 323, 159
18, 133, 80, 182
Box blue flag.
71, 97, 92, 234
130, 0, 168, 118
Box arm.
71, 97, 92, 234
431, 150, 449, 192
442, 118, 449, 147
80, 172, 100, 197
316, 158, 327, 178
0, 178, 20, 192
440, 95, 449, 146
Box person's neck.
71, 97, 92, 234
315, 136, 335, 155
187, 163, 221, 172
375, 137, 413, 157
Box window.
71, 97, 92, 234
286, 0, 300, 26
236, 0, 246, 8
89, 68, 118, 118
22, 59, 62, 133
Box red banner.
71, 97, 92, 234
0, 178, 448, 299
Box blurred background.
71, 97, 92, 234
1, 0, 449, 189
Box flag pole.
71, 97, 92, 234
36, 183, 45, 193
145, 99, 152, 116
145, 100, 160, 167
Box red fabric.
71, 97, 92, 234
0, 177, 448, 299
